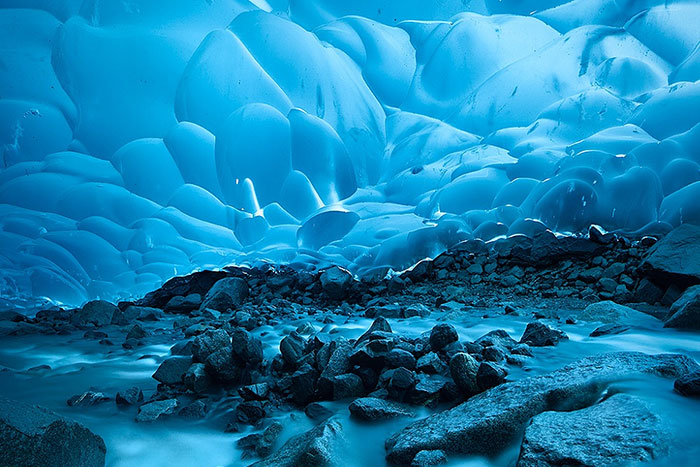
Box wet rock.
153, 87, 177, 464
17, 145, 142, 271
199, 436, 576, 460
250, 417, 347, 467
318, 341, 354, 396
236, 401, 267, 424
320, 266, 353, 300
116, 387, 143, 406
0, 310, 23, 322
590, 323, 631, 337
519, 322, 568, 347
200, 277, 248, 312
239, 383, 270, 401
179, 400, 207, 419
0, 397, 106, 466
238, 421, 283, 458
674, 370, 700, 397
416, 353, 447, 374
67, 391, 110, 407
411, 450, 447, 467
349, 397, 413, 421
475, 330, 517, 350
71, 300, 118, 327
304, 402, 334, 421
579, 301, 658, 326
385, 352, 698, 464
192, 329, 230, 363
517, 394, 668, 467
476, 362, 506, 391
231, 328, 264, 367
356, 317, 392, 345
410, 376, 446, 407
153, 356, 192, 386
641, 224, 700, 285
184, 363, 211, 393
126, 323, 148, 341
449, 353, 479, 396
164, 294, 201, 314
136, 399, 178, 422
280, 331, 306, 366
634, 278, 665, 304
429, 324, 458, 351
330, 373, 364, 400
291, 364, 318, 406
665, 286, 700, 330
390, 367, 418, 391
386, 349, 417, 370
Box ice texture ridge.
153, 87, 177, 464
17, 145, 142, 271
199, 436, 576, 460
1, 0, 700, 305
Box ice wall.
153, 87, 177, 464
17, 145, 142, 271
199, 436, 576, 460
1, 0, 699, 305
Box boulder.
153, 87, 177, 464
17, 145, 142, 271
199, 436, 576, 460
641, 224, 700, 285
674, 370, 700, 396
250, 418, 347, 467
590, 324, 631, 337
153, 356, 192, 386
429, 324, 458, 351
136, 399, 178, 422
280, 331, 306, 366
517, 394, 668, 467
579, 301, 659, 326
356, 317, 392, 346
199, 277, 248, 312
320, 266, 353, 300
71, 300, 118, 327
116, 387, 143, 406
184, 363, 212, 393
519, 322, 567, 347
237, 421, 283, 458
385, 352, 698, 464
348, 397, 414, 421
665, 286, 700, 330
67, 391, 110, 407
449, 353, 479, 396
411, 450, 447, 467
0, 397, 106, 466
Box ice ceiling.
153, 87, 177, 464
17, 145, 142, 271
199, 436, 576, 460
1, 0, 700, 305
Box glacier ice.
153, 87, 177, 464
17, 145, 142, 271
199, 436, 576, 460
1, 0, 700, 305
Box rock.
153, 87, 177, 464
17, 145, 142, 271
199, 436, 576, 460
590, 323, 631, 337
519, 322, 568, 347
634, 278, 665, 304
429, 324, 458, 351
239, 383, 270, 401
385, 352, 698, 464
280, 331, 306, 366
116, 387, 143, 406
0, 397, 106, 466
304, 403, 334, 421
330, 373, 364, 400
178, 400, 207, 419
184, 363, 212, 393
126, 323, 148, 341
71, 300, 118, 327
291, 364, 318, 406
386, 349, 417, 370
192, 329, 230, 363
476, 362, 506, 391
0, 310, 23, 322
200, 277, 248, 312
236, 401, 267, 424
665, 286, 700, 330
320, 266, 353, 300
136, 399, 178, 422
153, 356, 192, 386
579, 301, 658, 326
164, 294, 201, 314
449, 353, 479, 396
517, 394, 668, 467
390, 367, 417, 390
349, 397, 413, 421
231, 328, 264, 367
411, 450, 447, 467
410, 376, 446, 407
674, 370, 700, 396
67, 391, 110, 407
416, 353, 447, 374
250, 418, 347, 467
238, 421, 283, 458
641, 224, 700, 285
356, 317, 392, 345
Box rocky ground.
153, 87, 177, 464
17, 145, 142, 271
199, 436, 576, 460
2, 225, 700, 466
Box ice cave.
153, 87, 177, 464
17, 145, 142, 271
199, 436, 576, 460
1, 1, 700, 466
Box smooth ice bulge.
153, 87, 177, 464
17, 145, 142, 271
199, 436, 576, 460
1, 0, 699, 305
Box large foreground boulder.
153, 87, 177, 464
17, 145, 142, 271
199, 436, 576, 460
250, 417, 347, 466
385, 352, 698, 464
0, 397, 106, 466
641, 224, 700, 285
578, 301, 659, 326
199, 277, 248, 312
665, 285, 700, 330
517, 394, 668, 466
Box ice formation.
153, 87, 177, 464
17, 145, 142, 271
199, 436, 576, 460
1, 0, 700, 305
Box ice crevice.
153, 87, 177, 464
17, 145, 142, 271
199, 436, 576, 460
1, 0, 700, 305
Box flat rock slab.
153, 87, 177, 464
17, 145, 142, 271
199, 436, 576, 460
0, 397, 106, 466
385, 352, 698, 465
517, 393, 668, 467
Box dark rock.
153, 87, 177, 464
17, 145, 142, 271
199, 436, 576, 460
348, 397, 413, 421
238, 421, 283, 458
356, 317, 392, 346
164, 294, 201, 314
126, 323, 148, 341
634, 278, 665, 304
116, 387, 143, 406
641, 224, 700, 285
416, 353, 447, 374
449, 353, 479, 396
231, 328, 264, 367
410, 376, 446, 407
192, 329, 230, 363
330, 373, 364, 400
429, 324, 458, 351
178, 400, 207, 419
239, 383, 270, 401
519, 322, 568, 347
517, 394, 668, 467
590, 323, 631, 337
280, 331, 306, 366
390, 367, 417, 390
481, 346, 507, 362
250, 418, 346, 467
200, 277, 248, 312
386, 349, 417, 370
291, 364, 318, 406
0, 397, 106, 466
71, 300, 118, 327
320, 266, 353, 300
304, 403, 334, 421
665, 285, 700, 330
153, 356, 192, 386
385, 352, 697, 464
318, 341, 354, 396
475, 330, 517, 350
136, 399, 178, 422
184, 363, 211, 393
137, 270, 227, 309
476, 362, 506, 391
67, 391, 110, 407
236, 401, 267, 424
674, 370, 700, 396
411, 450, 448, 467
0, 310, 24, 322
579, 301, 657, 326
